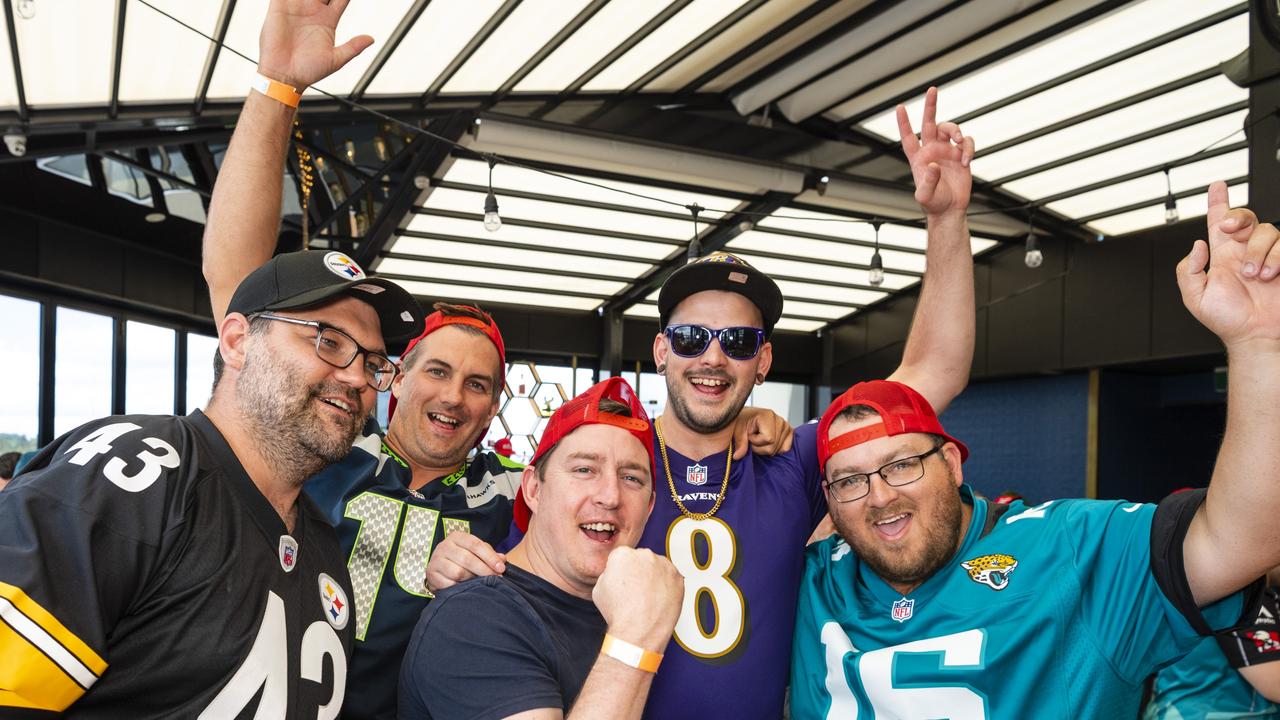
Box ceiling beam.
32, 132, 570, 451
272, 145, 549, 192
485, 0, 610, 107
356, 113, 473, 267
1075, 175, 1248, 224
1030, 141, 1245, 208
418, 0, 522, 108
602, 190, 793, 315
108, 0, 127, 120
194, 0, 237, 116
350, 0, 429, 102
412, 207, 685, 248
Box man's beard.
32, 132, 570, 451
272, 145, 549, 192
664, 370, 753, 435
236, 346, 364, 486
838, 474, 964, 591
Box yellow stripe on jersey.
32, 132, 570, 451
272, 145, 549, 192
0, 583, 106, 711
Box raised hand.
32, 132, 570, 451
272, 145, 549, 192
258, 0, 373, 89
1176, 181, 1280, 348
896, 87, 974, 217
592, 547, 684, 653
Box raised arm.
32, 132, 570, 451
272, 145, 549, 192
1178, 182, 1280, 605
884, 87, 975, 414
202, 0, 371, 323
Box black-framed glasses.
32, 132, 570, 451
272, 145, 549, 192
251, 313, 398, 392
663, 324, 766, 360
824, 444, 945, 503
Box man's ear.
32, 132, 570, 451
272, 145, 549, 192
754, 340, 773, 384
218, 313, 253, 373
941, 443, 964, 488
521, 465, 542, 515
652, 331, 668, 372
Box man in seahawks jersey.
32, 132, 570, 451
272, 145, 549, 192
793, 188, 1280, 719
0, 249, 423, 717
203, 4, 792, 718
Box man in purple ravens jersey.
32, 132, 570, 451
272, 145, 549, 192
430, 87, 979, 719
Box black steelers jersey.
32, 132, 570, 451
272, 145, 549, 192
0, 411, 354, 718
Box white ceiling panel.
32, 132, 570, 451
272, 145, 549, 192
421, 186, 700, 239
861, 0, 1242, 140
824, 0, 1113, 121
361, 0, 504, 96
387, 235, 653, 278
1045, 150, 1247, 220
971, 76, 1247, 181
443, 157, 738, 219
1088, 182, 1248, 237
774, 317, 828, 333
1001, 109, 1248, 201
0, 10, 18, 108
315, 0, 420, 96
646, 0, 812, 92
958, 14, 1247, 149
377, 259, 629, 297
391, 278, 604, 312
443, 0, 593, 93
118, 0, 218, 103
404, 214, 678, 260
204, 0, 266, 100
774, 280, 887, 306
733, 253, 916, 289
624, 303, 662, 318
15, 0, 113, 106
584, 0, 749, 92
514, 0, 676, 92
727, 230, 926, 273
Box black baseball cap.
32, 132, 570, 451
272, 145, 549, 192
658, 252, 784, 336
226, 250, 425, 353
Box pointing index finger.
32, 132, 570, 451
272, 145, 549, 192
1206, 181, 1230, 247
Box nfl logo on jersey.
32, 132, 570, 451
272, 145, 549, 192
278, 535, 299, 573
687, 463, 708, 486
891, 597, 914, 623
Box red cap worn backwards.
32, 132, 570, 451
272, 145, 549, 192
387, 306, 506, 421
513, 377, 655, 532
817, 380, 969, 473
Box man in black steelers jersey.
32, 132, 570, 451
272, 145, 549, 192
0, 250, 423, 718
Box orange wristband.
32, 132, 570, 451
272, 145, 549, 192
601, 634, 663, 673
251, 73, 302, 108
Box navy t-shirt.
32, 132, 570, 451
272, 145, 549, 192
398, 564, 606, 719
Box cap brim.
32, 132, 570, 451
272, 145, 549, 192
658, 262, 783, 334
267, 277, 424, 354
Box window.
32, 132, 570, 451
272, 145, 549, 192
35, 155, 92, 186
125, 321, 175, 415
185, 333, 219, 413
54, 307, 113, 436
0, 295, 40, 453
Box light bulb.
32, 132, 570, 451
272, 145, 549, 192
868, 250, 884, 287
16, 0, 34, 19
483, 190, 501, 232
1024, 233, 1043, 268
1164, 194, 1179, 224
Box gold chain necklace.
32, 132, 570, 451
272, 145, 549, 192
655, 417, 733, 521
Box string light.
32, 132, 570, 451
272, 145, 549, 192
868, 221, 884, 287
1024, 209, 1043, 269
686, 204, 704, 262
16, 0, 34, 20
1163, 167, 1179, 224
483, 156, 502, 232
293, 122, 314, 245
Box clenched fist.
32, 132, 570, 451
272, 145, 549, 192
592, 547, 684, 653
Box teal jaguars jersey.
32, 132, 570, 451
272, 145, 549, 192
791, 487, 1248, 720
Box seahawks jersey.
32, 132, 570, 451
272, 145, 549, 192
303, 418, 521, 720
1146, 587, 1280, 719
639, 421, 825, 720
791, 487, 1250, 719
0, 411, 353, 718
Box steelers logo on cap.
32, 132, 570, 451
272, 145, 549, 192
323, 251, 367, 281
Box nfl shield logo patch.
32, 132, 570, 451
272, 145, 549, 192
686, 463, 708, 486
891, 597, 914, 623
278, 535, 298, 573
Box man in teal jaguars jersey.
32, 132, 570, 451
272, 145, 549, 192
792, 182, 1280, 719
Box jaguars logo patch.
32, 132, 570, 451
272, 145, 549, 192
960, 554, 1018, 591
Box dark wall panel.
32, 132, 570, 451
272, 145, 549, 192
1063, 236, 1151, 368
985, 276, 1063, 376
1150, 234, 1221, 359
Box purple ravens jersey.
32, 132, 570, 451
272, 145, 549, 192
639, 422, 825, 720
304, 419, 522, 720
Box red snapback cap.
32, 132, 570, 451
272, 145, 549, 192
387, 306, 506, 421
513, 377, 655, 532
817, 379, 968, 473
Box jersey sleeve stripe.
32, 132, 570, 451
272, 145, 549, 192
0, 583, 107, 681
